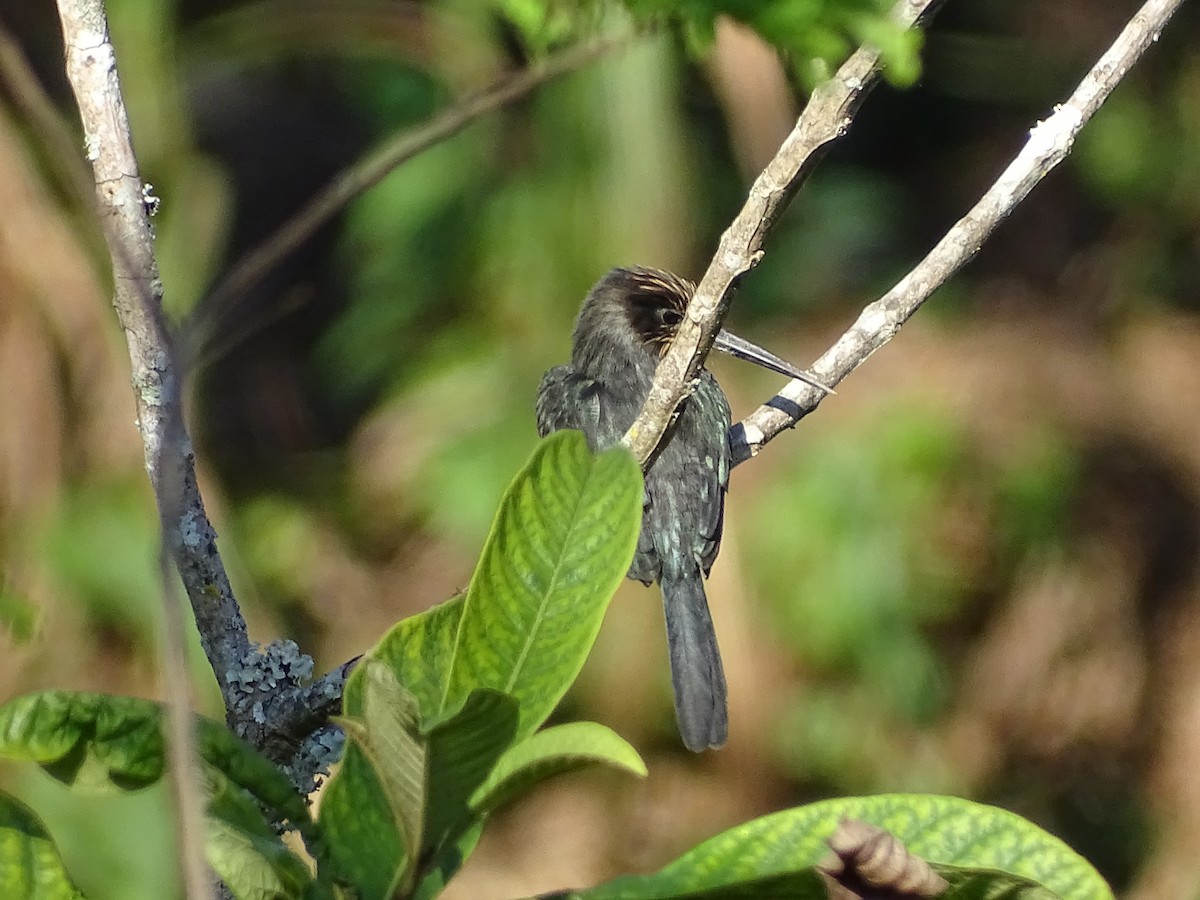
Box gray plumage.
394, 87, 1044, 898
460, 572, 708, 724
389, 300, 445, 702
536, 267, 731, 751
537, 268, 830, 750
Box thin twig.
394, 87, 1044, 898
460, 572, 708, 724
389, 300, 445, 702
730, 0, 1185, 464
186, 30, 638, 369
54, 2, 217, 895
622, 0, 939, 466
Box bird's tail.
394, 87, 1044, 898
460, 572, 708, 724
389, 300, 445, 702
661, 568, 728, 751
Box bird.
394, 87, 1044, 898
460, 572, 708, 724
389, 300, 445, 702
535, 266, 830, 751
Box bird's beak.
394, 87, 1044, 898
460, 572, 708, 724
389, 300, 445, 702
712, 329, 834, 394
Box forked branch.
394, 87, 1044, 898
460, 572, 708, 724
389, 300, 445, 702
731, 0, 1184, 463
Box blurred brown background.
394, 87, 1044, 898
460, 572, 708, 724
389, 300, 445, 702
1, 1, 1199, 898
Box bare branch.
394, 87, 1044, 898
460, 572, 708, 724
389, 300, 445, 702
731, 0, 1185, 464
622, 0, 939, 466
55, 1, 221, 894
187, 30, 637, 368
55, 0, 253, 702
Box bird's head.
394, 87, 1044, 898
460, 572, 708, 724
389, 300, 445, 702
572, 266, 832, 392
609, 267, 694, 353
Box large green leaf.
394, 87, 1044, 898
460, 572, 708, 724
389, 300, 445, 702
0, 791, 85, 900
325, 432, 639, 897
348, 432, 639, 734
353, 594, 465, 725
471, 721, 646, 816
327, 593, 466, 899
438, 430, 642, 738
316, 744, 403, 900
412, 822, 483, 900
326, 665, 519, 899
579, 794, 1111, 900
339, 660, 428, 893
421, 689, 518, 871
569, 868, 1053, 900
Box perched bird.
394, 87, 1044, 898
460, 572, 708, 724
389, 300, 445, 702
536, 267, 829, 751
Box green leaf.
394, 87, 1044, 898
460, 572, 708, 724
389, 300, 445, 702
471, 722, 646, 816
0, 691, 314, 820
939, 869, 1058, 900
193, 718, 313, 828
412, 822, 483, 900
339, 661, 428, 893
439, 430, 642, 738
0, 791, 85, 900
0, 692, 163, 791
357, 432, 640, 736
357, 594, 465, 725
328, 666, 518, 898
327, 433, 638, 896
0, 691, 333, 897
317, 744, 403, 900
566, 868, 1056, 900
421, 689, 518, 872
579, 794, 1111, 900
325, 694, 519, 900
170, 715, 331, 880
205, 772, 313, 900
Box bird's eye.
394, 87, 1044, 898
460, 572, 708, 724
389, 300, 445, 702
661, 308, 683, 327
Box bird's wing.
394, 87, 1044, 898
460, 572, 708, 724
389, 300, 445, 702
535, 365, 603, 440
694, 372, 732, 576
628, 486, 658, 586
538, 365, 660, 584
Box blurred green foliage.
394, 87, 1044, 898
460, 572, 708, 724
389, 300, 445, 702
39, 479, 162, 640
745, 410, 977, 693
493, 0, 920, 86
314, 27, 705, 542
12, 775, 176, 900
1075, 73, 1200, 219
745, 407, 1079, 790
747, 165, 913, 317
0, 591, 35, 643
619, 0, 920, 85
231, 494, 326, 602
